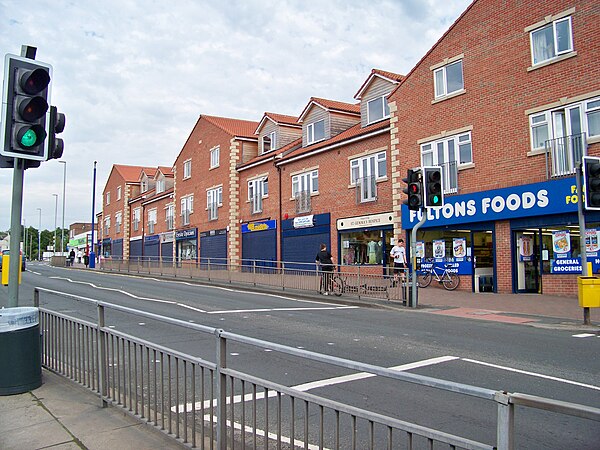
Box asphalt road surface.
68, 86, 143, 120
4, 263, 599, 449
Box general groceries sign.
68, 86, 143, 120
402, 177, 577, 228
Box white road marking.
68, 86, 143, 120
462, 358, 600, 391
207, 306, 358, 314
572, 333, 596, 338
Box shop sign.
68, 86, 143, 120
402, 177, 578, 228
176, 228, 197, 240
242, 220, 277, 233
200, 228, 227, 238
161, 232, 174, 243
293, 215, 314, 229
336, 212, 394, 230
419, 258, 473, 275
145, 234, 160, 243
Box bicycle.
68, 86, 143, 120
329, 273, 389, 299
417, 262, 460, 290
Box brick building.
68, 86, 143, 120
389, 0, 600, 294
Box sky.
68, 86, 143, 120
0, 0, 472, 233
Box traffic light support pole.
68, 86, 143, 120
410, 210, 427, 308
7, 158, 24, 307
576, 163, 591, 325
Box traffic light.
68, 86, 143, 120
1, 54, 52, 161
402, 168, 422, 211
423, 166, 444, 208
583, 156, 600, 210
47, 106, 65, 160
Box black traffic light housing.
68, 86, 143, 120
423, 166, 444, 208
402, 168, 423, 211
1, 54, 52, 162
47, 105, 66, 160
583, 156, 600, 211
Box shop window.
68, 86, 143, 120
340, 230, 392, 266
540, 225, 600, 274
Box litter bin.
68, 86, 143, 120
577, 276, 600, 308
0, 307, 42, 395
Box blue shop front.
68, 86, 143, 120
401, 177, 600, 295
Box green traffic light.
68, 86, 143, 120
432, 195, 440, 204
20, 129, 38, 147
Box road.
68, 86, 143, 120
4, 263, 600, 449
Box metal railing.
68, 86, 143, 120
356, 175, 377, 203
250, 195, 263, 214
101, 257, 415, 303
295, 190, 311, 214
440, 160, 458, 194
208, 203, 218, 221
545, 132, 587, 178
34, 288, 600, 450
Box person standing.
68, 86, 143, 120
76, 249, 83, 264
315, 243, 335, 295
390, 238, 407, 285
69, 248, 75, 267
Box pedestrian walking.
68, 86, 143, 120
390, 238, 407, 285
69, 249, 75, 267
76, 249, 83, 264
315, 243, 335, 295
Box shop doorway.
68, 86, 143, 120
514, 230, 540, 293
473, 231, 494, 292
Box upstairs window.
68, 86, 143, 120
207, 187, 222, 221
116, 186, 122, 200
115, 212, 122, 234
181, 195, 194, 226
165, 204, 175, 230
262, 131, 276, 153
367, 96, 390, 124
183, 159, 192, 179
350, 151, 387, 185
248, 178, 268, 214
420, 131, 472, 194
307, 120, 325, 144
292, 170, 319, 197
434, 60, 464, 99
132, 208, 141, 231
141, 179, 148, 192
156, 179, 165, 194
148, 209, 157, 234
210, 146, 220, 169
530, 16, 573, 66
105, 192, 110, 205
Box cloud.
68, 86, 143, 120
0, 0, 472, 231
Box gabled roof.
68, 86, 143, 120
277, 119, 390, 165
156, 166, 174, 178
255, 112, 301, 134
139, 167, 158, 180
112, 164, 147, 183
297, 97, 360, 123
354, 68, 405, 100
201, 115, 259, 140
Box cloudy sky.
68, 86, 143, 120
0, 0, 471, 232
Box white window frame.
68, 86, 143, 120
420, 132, 471, 194
116, 186, 122, 201
529, 16, 573, 66
307, 120, 325, 144
367, 96, 390, 124
165, 204, 175, 230
210, 146, 220, 169
433, 59, 464, 99
292, 170, 319, 197
350, 151, 387, 186
104, 216, 111, 235
248, 178, 268, 214
115, 212, 122, 233
262, 131, 276, 154
105, 192, 110, 206
181, 195, 194, 226
133, 208, 141, 232
207, 187, 222, 221
529, 96, 600, 151
148, 209, 157, 235
141, 178, 148, 193
156, 178, 165, 194
183, 159, 192, 179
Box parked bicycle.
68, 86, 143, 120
330, 273, 390, 299
417, 262, 460, 290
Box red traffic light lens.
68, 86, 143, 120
20, 68, 51, 95
18, 96, 49, 122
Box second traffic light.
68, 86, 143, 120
423, 166, 444, 208
583, 156, 600, 210
1, 54, 52, 161
402, 168, 422, 211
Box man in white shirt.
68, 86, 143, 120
390, 238, 407, 284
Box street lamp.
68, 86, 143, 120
37, 208, 41, 261
59, 160, 66, 255
90, 161, 97, 268
53, 193, 58, 256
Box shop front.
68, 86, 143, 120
241, 220, 277, 268
401, 176, 597, 295
281, 213, 330, 270
176, 228, 197, 262
200, 228, 227, 264
160, 232, 174, 262
129, 236, 142, 260
336, 212, 394, 274
144, 234, 160, 260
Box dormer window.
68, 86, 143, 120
367, 96, 390, 124
156, 179, 165, 194
307, 120, 325, 144
141, 179, 148, 193
262, 131, 276, 153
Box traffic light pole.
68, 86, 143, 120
7, 158, 24, 307
576, 163, 591, 325
410, 209, 427, 308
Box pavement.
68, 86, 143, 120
1, 263, 598, 449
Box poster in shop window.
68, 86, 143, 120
452, 238, 466, 259
519, 236, 533, 262
552, 230, 571, 258
415, 241, 425, 258
433, 239, 445, 259
585, 229, 599, 256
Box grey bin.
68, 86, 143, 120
0, 307, 42, 395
